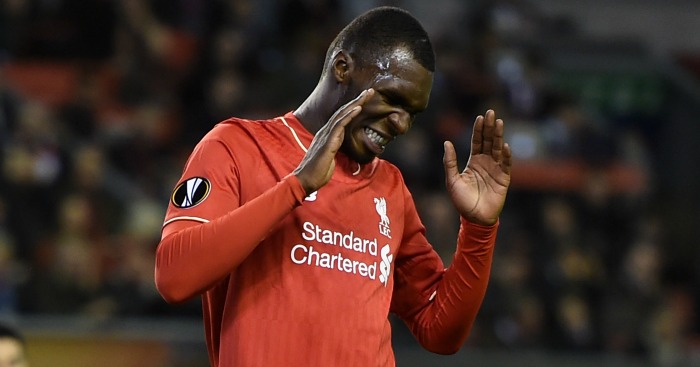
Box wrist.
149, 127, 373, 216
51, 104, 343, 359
292, 172, 314, 195
284, 174, 311, 203
461, 216, 499, 228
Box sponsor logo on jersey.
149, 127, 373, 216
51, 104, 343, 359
374, 197, 391, 238
304, 191, 318, 202
378, 244, 393, 287
290, 221, 394, 286
171, 177, 211, 208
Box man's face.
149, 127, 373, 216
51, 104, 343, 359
340, 49, 433, 164
0, 338, 27, 367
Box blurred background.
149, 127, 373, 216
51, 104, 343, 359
0, 0, 699, 366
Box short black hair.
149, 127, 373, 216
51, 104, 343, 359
324, 6, 435, 75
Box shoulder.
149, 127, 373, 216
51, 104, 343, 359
372, 158, 409, 192
204, 116, 281, 140
182, 116, 279, 162
196, 116, 288, 150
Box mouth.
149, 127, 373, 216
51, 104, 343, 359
364, 127, 391, 153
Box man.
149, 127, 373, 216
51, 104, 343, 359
155, 6, 511, 367
0, 323, 28, 367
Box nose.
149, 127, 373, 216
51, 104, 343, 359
388, 111, 412, 136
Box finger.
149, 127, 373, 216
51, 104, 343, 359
338, 88, 375, 115
481, 109, 495, 155
310, 88, 374, 157
358, 88, 375, 104
328, 87, 374, 133
492, 118, 504, 162
323, 89, 374, 133
470, 115, 484, 156
333, 105, 362, 132
501, 142, 512, 176
443, 140, 459, 184
322, 105, 362, 154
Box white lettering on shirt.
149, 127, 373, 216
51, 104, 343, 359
293, 221, 392, 285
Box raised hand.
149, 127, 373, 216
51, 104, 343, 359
293, 89, 375, 194
443, 110, 512, 226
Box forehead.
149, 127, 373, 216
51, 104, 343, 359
368, 48, 433, 110
374, 47, 415, 72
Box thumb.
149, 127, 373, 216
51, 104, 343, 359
443, 141, 459, 184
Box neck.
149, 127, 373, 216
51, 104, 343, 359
294, 80, 341, 134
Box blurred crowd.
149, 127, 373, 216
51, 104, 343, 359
0, 0, 698, 365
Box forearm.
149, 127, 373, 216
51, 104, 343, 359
408, 218, 497, 354
154, 175, 306, 303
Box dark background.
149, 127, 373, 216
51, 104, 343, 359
1, 0, 699, 366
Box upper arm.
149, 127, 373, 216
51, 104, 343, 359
162, 138, 242, 238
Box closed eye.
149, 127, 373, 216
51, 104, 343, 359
382, 92, 405, 108
382, 92, 420, 116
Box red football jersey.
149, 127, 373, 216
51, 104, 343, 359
157, 112, 498, 367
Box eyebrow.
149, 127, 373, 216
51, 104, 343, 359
380, 89, 422, 114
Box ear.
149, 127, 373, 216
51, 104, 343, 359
331, 51, 353, 83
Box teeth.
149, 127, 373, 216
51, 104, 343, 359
364, 127, 389, 147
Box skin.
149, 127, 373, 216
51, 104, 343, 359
156, 42, 513, 305
293, 47, 512, 226
0, 337, 28, 367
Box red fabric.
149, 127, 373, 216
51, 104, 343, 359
155, 113, 499, 367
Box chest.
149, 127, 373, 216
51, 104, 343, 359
241, 148, 406, 287
280, 179, 405, 298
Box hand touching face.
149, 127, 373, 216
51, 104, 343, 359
339, 51, 433, 164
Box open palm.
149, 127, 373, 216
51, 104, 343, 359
443, 110, 512, 226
